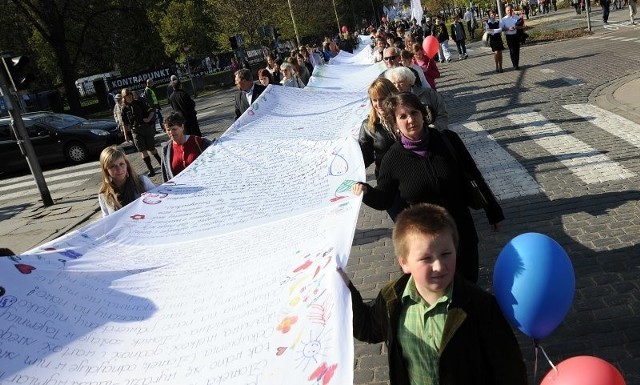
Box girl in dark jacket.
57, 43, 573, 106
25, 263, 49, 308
357, 78, 398, 177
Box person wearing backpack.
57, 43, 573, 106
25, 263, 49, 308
144, 79, 163, 133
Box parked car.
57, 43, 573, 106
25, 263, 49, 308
0, 112, 124, 175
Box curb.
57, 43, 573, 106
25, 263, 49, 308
590, 70, 640, 124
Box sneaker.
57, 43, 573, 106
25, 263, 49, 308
148, 170, 156, 177
446, 58, 451, 63
464, 54, 468, 59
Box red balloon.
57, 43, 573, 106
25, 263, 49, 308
381, 17, 387, 23
541, 356, 626, 385
422, 35, 439, 59
341, 25, 348, 33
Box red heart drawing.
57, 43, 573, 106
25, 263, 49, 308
15, 264, 36, 274
276, 347, 287, 356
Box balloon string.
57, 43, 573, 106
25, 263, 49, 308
538, 343, 558, 372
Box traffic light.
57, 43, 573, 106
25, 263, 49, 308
2, 55, 34, 91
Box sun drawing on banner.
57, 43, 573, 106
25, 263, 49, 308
295, 327, 330, 371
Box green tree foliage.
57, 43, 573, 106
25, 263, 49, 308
155, 1, 220, 62
2, 0, 167, 114
208, 0, 283, 47
0, 0, 380, 114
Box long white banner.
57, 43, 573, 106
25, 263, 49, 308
0, 85, 371, 384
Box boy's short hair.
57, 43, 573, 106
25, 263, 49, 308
163, 111, 185, 127
392, 203, 459, 260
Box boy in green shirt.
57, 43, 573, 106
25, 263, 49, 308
341, 203, 527, 385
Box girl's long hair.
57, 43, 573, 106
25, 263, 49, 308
367, 78, 398, 133
98, 146, 145, 211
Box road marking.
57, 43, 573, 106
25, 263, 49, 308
451, 122, 544, 200
0, 161, 99, 186
0, 168, 97, 193
563, 104, 640, 148
0, 161, 99, 203
0, 179, 87, 202
507, 111, 634, 184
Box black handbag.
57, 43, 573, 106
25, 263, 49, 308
440, 132, 489, 210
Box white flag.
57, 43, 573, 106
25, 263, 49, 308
411, 0, 424, 23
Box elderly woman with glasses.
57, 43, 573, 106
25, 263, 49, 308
384, 67, 449, 132
280, 62, 305, 88
160, 111, 212, 182
352, 92, 503, 283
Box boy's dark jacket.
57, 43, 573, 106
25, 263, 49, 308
349, 274, 528, 385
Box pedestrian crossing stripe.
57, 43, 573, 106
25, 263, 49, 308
563, 104, 640, 149
0, 179, 87, 202
585, 35, 640, 42
450, 122, 544, 201
507, 110, 634, 184
2, 168, 97, 192
0, 161, 99, 203
0, 160, 99, 187
452, 104, 636, 202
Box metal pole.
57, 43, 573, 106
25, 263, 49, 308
0, 58, 53, 207
497, 0, 504, 19
370, 0, 378, 27
585, 0, 592, 31
287, 0, 301, 46
333, 0, 342, 34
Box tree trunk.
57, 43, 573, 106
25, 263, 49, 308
45, 8, 82, 115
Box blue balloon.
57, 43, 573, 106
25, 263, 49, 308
493, 232, 575, 340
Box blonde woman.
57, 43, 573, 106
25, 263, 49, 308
280, 63, 305, 88
358, 78, 398, 177
98, 146, 155, 217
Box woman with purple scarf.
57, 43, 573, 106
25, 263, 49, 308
352, 92, 503, 283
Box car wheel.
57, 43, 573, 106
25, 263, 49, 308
65, 142, 88, 163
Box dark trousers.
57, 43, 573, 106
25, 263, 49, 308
506, 34, 521, 68
455, 40, 467, 55
602, 2, 610, 21
466, 21, 474, 39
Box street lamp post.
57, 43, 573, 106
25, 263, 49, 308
287, 0, 301, 46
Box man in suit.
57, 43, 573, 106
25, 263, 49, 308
234, 69, 266, 120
